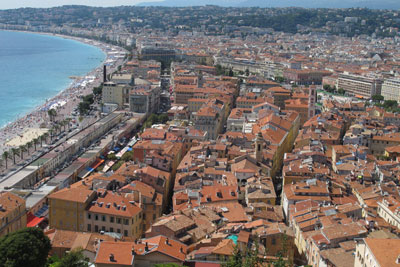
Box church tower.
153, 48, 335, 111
255, 132, 263, 162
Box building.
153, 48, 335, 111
245, 178, 276, 205
381, 78, 400, 102
46, 229, 116, 262
133, 235, 188, 266
337, 73, 383, 98
0, 192, 27, 237
129, 86, 160, 114
95, 241, 135, 267
48, 187, 96, 232
111, 73, 134, 86
102, 82, 131, 109
84, 190, 143, 238
355, 238, 400, 267
284, 69, 331, 85
377, 197, 400, 230
119, 181, 163, 232
193, 100, 225, 140
265, 87, 291, 109
370, 133, 400, 155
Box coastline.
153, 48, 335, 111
0, 30, 127, 155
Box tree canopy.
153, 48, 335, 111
0, 227, 51, 267
372, 94, 384, 102
48, 248, 90, 267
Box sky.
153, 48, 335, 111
0, 0, 160, 9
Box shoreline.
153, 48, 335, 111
0, 30, 127, 155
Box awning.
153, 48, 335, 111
27, 213, 45, 227
34, 204, 48, 217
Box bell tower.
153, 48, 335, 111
255, 132, 263, 162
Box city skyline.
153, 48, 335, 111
0, 0, 156, 9
2, 0, 400, 9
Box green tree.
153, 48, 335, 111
48, 109, 57, 122
2, 151, 9, 169
158, 114, 169, 123
216, 64, 224, 75
107, 153, 117, 161
323, 84, 332, 92
383, 100, 398, 109
19, 145, 26, 160
121, 151, 133, 162
0, 227, 51, 267
275, 76, 285, 83
78, 102, 91, 115
228, 68, 234, 77
223, 241, 263, 267
49, 248, 90, 267
93, 85, 103, 98
27, 141, 33, 154
111, 161, 124, 171
11, 148, 19, 164
337, 88, 345, 95
372, 94, 384, 102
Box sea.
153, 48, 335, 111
0, 30, 106, 128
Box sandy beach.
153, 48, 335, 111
0, 32, 127, 156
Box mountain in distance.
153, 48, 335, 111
137, 0, 400, 9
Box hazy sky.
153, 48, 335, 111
0, 0, 161, 9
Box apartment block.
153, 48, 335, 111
84, 190, 142, 239
337, 73, 382, 98
48, 187, 96, 232
381, 77, 400, 101
0, 192, 27, 237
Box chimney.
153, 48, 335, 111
103, 65, 107, 83
145, 242, 149, 252
165, 238, 170, 245
109, 253, 115, 262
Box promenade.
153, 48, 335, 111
0, 36, 127, 175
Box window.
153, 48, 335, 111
102, 215, 106, 222
95, 214, 99, 221
153, 214, 156, 220
117, 229, 121, 233
124, 230, 128, 237
110, 216, 114, 223
102, 226, 105, 231
110, 227, 114, 232
272, 238, 276, 245
87, 224, 91, 231
117, 218, 121, 224
95, 225, 99, 232
87, 213, 91, 220
124, 219, 129, 225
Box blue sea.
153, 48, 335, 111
0, 31, 106, 127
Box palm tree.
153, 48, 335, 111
65, 118, 72, 131
48, 108, 57, 122
19, 145, 26, 160
11, 148, 19, 165
42, 132, 49, 146
33, 138, 39, 151
61, 120, 68, 132
2, 151, 9, 169
27, 141, 33, 154
53, 124, 60, 135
